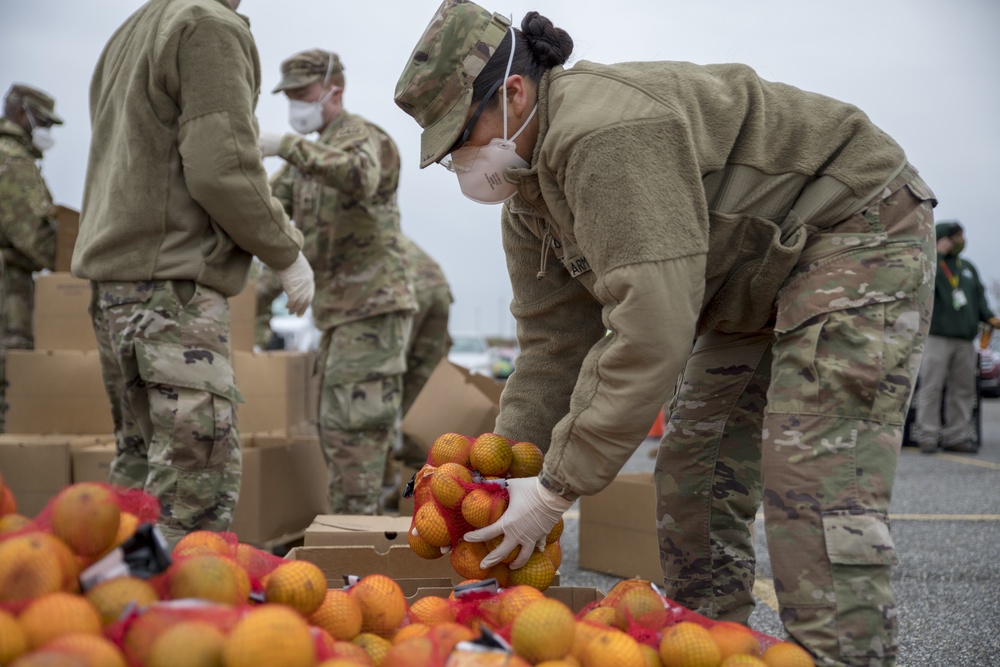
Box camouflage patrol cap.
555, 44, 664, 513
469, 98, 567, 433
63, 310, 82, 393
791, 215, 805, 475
5, 83, 63, 125
394, 0, 511, 168
272, 49, 345, 94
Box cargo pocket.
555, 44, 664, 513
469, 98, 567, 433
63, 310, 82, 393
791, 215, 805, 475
823, 510, 897, 566
700, 212, 806, 334
328, 376, 402, 432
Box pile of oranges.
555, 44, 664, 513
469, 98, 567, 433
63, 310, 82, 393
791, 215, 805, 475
408, 432, 563, 591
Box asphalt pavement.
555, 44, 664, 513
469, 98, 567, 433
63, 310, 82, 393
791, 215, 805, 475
555, 398, 1000, 666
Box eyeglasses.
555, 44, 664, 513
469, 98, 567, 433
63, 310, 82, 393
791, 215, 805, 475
440, 78, 504, 172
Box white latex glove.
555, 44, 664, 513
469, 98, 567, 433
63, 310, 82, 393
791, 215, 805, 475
464, 477, 573, 570
258, 131, 285, 157
275, 252, 314, 317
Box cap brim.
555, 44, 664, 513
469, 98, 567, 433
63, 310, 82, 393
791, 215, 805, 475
418, 87, 472, 169
271, 74, 322, 94
46, 111, 64, 125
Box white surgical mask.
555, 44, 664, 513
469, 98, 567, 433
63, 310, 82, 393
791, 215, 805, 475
287, 54, 339, 134
31, 126, 55, 152
447, 28, 537, 205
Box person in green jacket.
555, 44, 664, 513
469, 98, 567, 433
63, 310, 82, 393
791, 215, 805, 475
913, 221, 1000, 454
394, 3, 937, 665
0, 83, 60, 433
74, 0, 313, 546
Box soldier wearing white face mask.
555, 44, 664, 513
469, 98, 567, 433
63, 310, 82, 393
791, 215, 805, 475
0, 83, 61, 432
258, 49, 417, 516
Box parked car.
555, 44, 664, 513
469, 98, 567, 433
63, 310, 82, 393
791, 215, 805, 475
448, 332, 495, 376
980, 335, 1000, 398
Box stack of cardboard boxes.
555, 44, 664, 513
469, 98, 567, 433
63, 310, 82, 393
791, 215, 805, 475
0, 220, 329, 545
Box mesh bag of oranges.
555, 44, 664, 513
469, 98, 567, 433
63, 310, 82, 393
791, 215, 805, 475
406, 432, 563, 591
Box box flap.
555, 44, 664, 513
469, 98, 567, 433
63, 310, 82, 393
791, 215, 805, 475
401, 360, 501, 452
287, 544, 459, 583
304, 515, 412, 548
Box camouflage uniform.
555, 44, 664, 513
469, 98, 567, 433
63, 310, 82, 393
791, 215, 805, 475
0, 85, 60, 431
269, 50, 417, 514
656, 170, 936, 665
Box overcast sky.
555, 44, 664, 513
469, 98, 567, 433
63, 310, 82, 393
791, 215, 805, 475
2, 0, 998, 337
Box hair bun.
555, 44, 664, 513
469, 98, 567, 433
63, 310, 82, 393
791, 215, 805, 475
520, 11, 574, 68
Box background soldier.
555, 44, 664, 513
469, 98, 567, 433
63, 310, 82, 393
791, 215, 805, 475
0, 83, 60, 432
74, 0, 312, 545
259, 49, 416, 515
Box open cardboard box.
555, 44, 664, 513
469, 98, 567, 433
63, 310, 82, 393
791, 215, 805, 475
4, 350, 113, 434
401, 360, 505, 454
578, 473, 662, 582
304, 514, 412, 548
52, 205, 79, 273
233, 351, 310, 434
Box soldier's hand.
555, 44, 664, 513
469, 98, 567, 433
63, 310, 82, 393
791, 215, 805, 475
276, 252, 314, 317
258, 131, 285, 158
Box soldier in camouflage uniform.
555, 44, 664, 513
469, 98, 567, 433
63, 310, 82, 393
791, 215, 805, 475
259, 50, 416, 515
395, 3, 937, 664
74, 0, 312, 545
0, 84, 60, 432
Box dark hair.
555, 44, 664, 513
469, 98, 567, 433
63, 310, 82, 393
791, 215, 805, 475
470, 11, 574, 110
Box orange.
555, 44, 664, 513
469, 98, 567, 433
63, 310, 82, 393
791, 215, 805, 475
84, 575, 159, 626
351, 632, 392, 665
168, 554, 242, 605
349, 574, 408, 639
428, 433, 472, 467
0, 608, 28, 664
544, 541, 563, 572
392, 623, 430, 644
489, 562, 511, 588
0, 532, 67, 602
449, 540, 492, 581
382, 635, 438, 667
484, 536, 519, 565
448, 652, 531, 667
412, 503, 451, 548
613, 585, 667, 631
0, 484, 17, 516
49, 483, 121, 557
546, 518, 564, 545
173, 530, 232, 558
18, 592, 101, 650
7, 651, 89, 666
407, 596, 455, 626
425, 623, 476, 656
43, 634, 127, 667
493, 585, 545, 628
265, 560, 327, 616
310, 589, 363, 641
35, 533, 82, 594
570, 621, 606, 662
460, 488, 507, 528
581, 606, 617, 627
220, 556, 252, 603
429, 462, 473, 509
507, 550, 556, 591
468, 433, 513, 477
510, 598, 576, 663
760, 641, 815, 667
111, 511, 140, 548
638, 643, 662, 667
508, 441, 544, 478
146, 621, 225, 667
581, 628, 644, 667
0, 513, 31, 535
223, 605, 315, 667
710, 621, 759, 659
324, 640, 371, 663
659, 621, 722, 667
407, 528, 444, 560
720, 657, 768, 666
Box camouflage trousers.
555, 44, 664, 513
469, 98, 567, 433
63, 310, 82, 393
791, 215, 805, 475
91, 280, 243, 546
656, 171, 936, 666
318, 311, 412, 515
0, 266, 36, 432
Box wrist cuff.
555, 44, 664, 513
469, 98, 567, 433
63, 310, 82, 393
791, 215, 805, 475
538, 472, 579, 503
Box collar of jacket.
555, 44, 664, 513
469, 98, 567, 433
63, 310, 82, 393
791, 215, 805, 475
506, 68, 559, 217
0, 117, 41, 159
206, 0, 251, 27
318, 109, 350, 142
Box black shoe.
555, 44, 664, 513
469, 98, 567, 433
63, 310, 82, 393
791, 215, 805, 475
942, 441, 979, 454
919, 444, 938, 454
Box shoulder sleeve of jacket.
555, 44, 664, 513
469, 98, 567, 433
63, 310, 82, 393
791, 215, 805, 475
278, 119, 382, 201
0, 156, 56, 270
173, 16, 302, 270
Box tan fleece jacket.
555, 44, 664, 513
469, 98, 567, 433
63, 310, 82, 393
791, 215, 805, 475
73, 0, 302, 296
494, 61, 908, 498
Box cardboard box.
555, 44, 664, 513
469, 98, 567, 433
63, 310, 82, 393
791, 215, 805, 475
287, 544, 463, 591
33, 273, 97, 350
4, 350, 112, 434
579, 473, 661, 581
401, 360, 504, 453
229, 433, 329, 546
304, 515, 413, 548
52, 205, 79, 273
72, 443, 116, 483
0, 434, 114, 516
32, 274, 255, 352
233, 351, 310, 434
